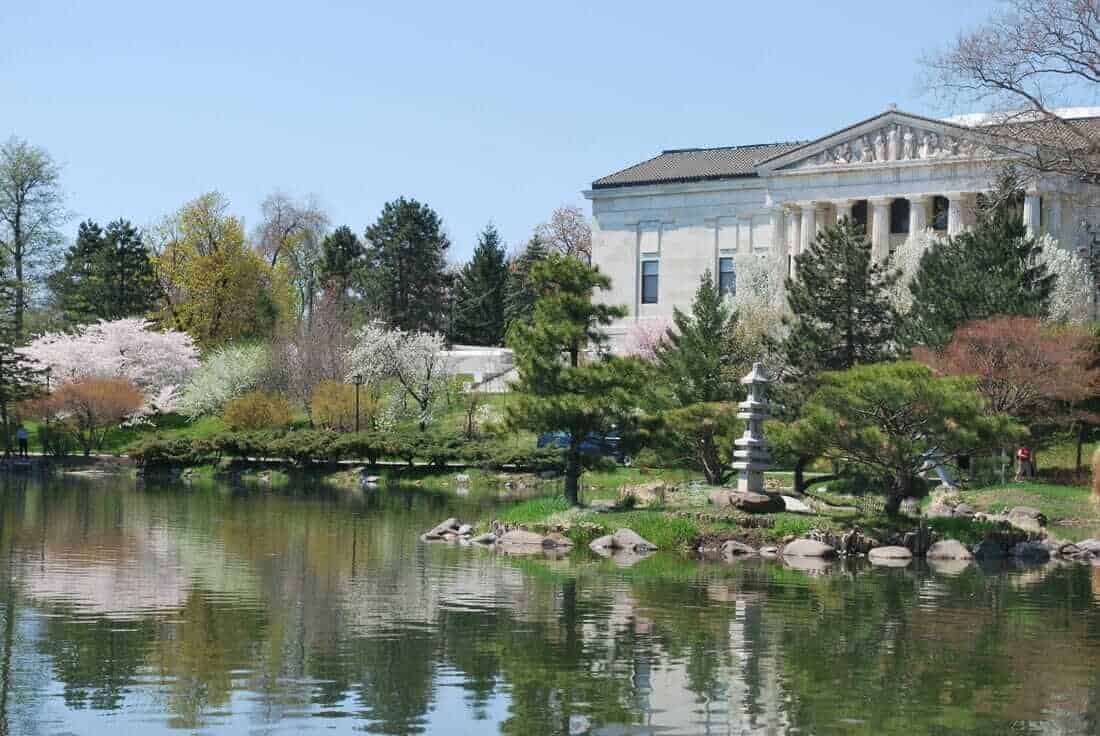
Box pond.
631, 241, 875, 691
2, 473, 1100, 735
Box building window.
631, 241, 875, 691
718, 257, 736, 296
890, 198, 910, 234
641, 260, 659, 304
852, 200, 868, 230
932, 196, 949, 231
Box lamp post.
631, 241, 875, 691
45, 366, 51, 394
354, 374, 364, 433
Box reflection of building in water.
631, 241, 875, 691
594, 585, 790, 735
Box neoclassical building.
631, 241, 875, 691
584, 106, 1100, 346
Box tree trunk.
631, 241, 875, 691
564, 445, 581, 506
1077, 421, 1088, 474
885, 475, 910, 516
793, 456, 808, 494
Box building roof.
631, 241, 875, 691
590, 141, 806, 189
591, 108, 1100, 190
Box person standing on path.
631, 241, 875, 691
15, 425, 29, 458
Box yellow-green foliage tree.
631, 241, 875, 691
310, 380, 378, 431
222, 390, 294, 430
151, 192, 292, 348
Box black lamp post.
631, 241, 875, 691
354, 374, 364, 433
45, 366, 52, 394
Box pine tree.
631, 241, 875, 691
48, 219, 158, 324
503, 234, 549, 332
451, 224, 508, 345
507, 254, 648, 505
655, 270, 738, 405
782, 218, 899, 378
362, 197, 450, 332
48, 220, 105, 324
0, 281, 42, 451
903, 174, 1055, 350
104, 219, 159, 320
318, 225, 363, 295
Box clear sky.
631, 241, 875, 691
2, 0, 998, 262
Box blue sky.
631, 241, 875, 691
2, 0, 999, 262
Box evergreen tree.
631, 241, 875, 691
48, 219, 158, 324
655, 270, 738, 405
507, 254, 648, 505
48, 220, 105, 323
903, 174, 1055, 350
104, 219, 159, 320
0, 281, 42, 451
782, 219, 899, 378
503, 234, 549, 332
361, 197, 450, 332
451, 224, 508, 345
776, 218, 899, 493
318, 225, 363, 295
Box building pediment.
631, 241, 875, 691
755, 109, 1001, 175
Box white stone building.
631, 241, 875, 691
584, 107, 1100, 347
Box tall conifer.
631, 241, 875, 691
451, 224, 508, 345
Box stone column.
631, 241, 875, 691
834, 199, 854, 223
1049, 195, 1063, 244
909, 194, 931, 237
869, 197, 892, 261
800, 203, 817, 256
786, 207, 802, 279
1023, 191, 1041, 236
947, 194, 965, 235
771, 209, 788, 300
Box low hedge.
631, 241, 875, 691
126, 429, 564, 472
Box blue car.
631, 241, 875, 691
537, 431, 632, 466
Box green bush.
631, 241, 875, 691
209, 430, 282, 461
267, 430, 340, 465
333, 431, 388, 465
127, 435, 214, 467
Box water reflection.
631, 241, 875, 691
1, 474, 1099, 734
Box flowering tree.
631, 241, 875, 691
1034, 234, 1094, 323
887, 229, 937, 315
175, 343, 271, 419
913, 316, 1100, 425
622, 317, 672, 361
345, 324, 451, 429
21, 319, 199, 413
30, 378, 146, 455
729, 254, 789, 375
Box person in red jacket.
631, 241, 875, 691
1015, 446, 1033, 481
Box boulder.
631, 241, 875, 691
470, 532, 497, 545
589, 534, 616, 553
781, 495, 813, 514
720, 540, 758, 558
545, 533, 574, 549
497, 529, 549, 550
1009, 540, 1051, 563
759, 546, 779, 557
925, 504, 957, 519
954, 503, 974, 516
927, 539, 973, 561
868, 546, 913, 561
618, 480, 667, 507
457, 523, 473, 536
782, 538, 837, 558
1008, 506, 1047, 532
424, 518, 461, 539
612, 527, 658, 552
971, 538, 1004, 560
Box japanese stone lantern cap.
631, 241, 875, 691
740, 361, 771, 385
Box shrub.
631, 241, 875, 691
333, 431, 388, 465
34, 378, 146, 456
175, 342, 271, 419
127, 435, 213, 467
267, 430, 340, 465
310, 380, 378, 432
222, 391, 294, 430
209, 430, 281, 462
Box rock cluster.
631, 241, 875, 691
617, 481, 668, 508
708, 490, 784, 514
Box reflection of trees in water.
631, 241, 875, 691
5, 476, 1100, 733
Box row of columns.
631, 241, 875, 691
773, 192, 1056, 276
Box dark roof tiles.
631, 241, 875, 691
591, 141, 806, 189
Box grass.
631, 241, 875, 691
959, 481, 1100, 541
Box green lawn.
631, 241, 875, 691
959, 481, 1100, 541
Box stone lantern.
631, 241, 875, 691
732, 362, 771, 494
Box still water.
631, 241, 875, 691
2, 473, 1100, 735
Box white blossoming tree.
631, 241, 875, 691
1035, 234, 1095, 323
728, 254, 790, 374
886, 228, 937, 315
175, 343, 272, 419
21, 318, 199, 414
345, 324, 451, 429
